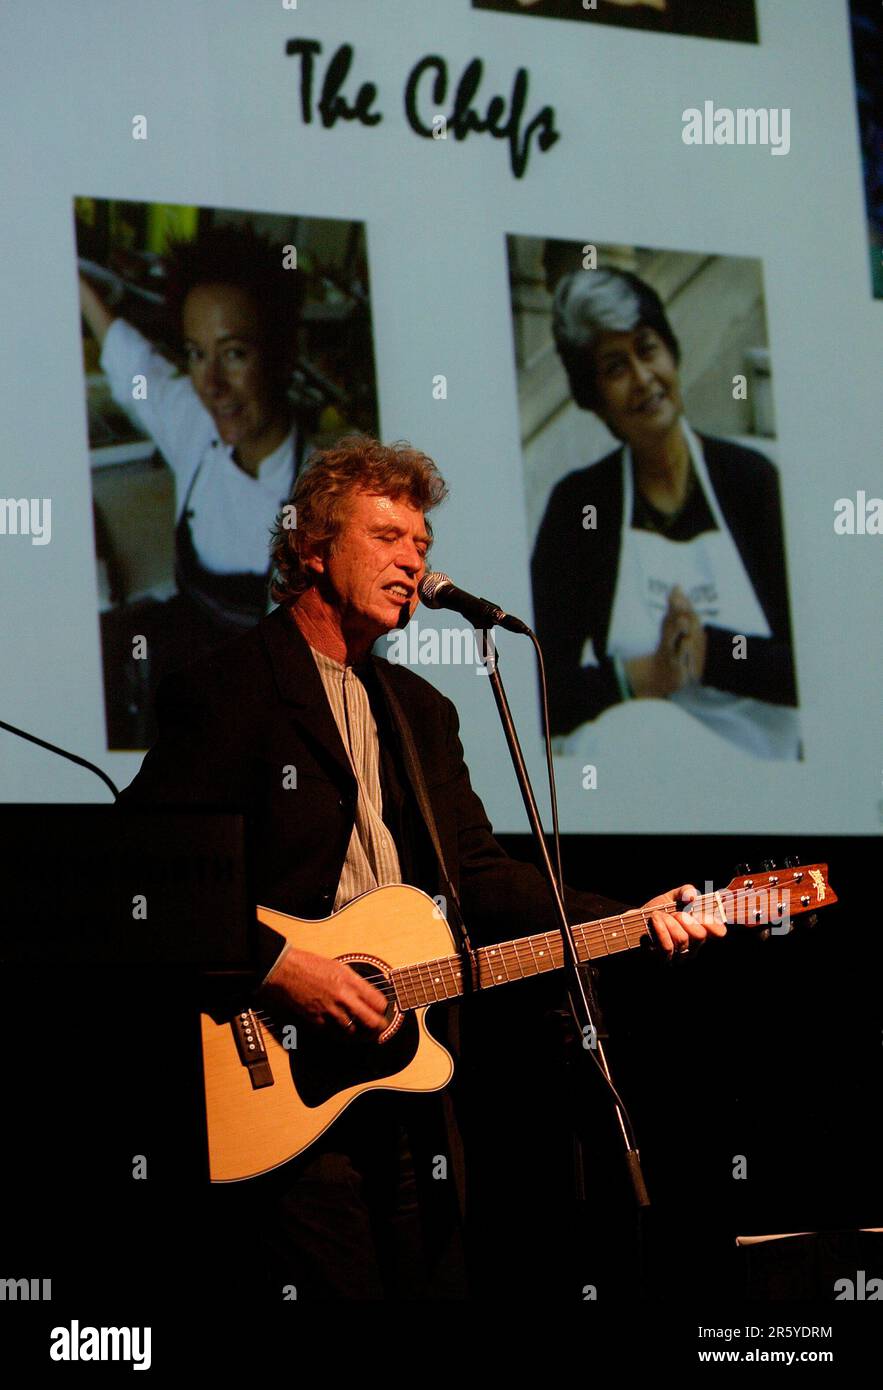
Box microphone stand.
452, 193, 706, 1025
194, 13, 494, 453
474, 628, 650, 1226
1, 718, 119, 800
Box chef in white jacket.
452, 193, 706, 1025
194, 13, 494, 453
80, 225, 303, 650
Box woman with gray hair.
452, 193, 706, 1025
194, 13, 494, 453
531, 267, 800, 759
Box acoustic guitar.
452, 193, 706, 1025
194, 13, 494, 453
201, 862, 837, 1181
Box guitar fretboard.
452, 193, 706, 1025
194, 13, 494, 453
389, 864, 833, 1011
392, 907, 659, 1011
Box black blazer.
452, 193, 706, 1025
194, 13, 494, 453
119, 604, 630, 982
531, 434, 799, 736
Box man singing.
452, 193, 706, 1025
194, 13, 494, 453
119, 434, 724, 1299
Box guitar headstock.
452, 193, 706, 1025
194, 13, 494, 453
718, 860, 837, 935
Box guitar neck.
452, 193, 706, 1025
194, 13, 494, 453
393, 905, 655, 1010
391, 864, 836, 1011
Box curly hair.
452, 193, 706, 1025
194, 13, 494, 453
270, 435, 448, 605
164, 222, 303, 377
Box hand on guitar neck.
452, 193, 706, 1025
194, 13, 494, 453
642, 882, 728, 960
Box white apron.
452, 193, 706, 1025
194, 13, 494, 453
601, 422, 800, 760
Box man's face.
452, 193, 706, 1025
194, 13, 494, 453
310, 491, 429, 643
182, 283, 280, 449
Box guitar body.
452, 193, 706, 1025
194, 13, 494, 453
201, 885, 456, 1182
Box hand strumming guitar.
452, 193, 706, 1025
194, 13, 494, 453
257, 946, 389, 1035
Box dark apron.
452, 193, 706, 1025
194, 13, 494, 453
173, 433, 303, 639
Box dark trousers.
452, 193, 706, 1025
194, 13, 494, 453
206, 1093, 467, 1301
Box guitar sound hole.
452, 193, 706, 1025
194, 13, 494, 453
288, 956, 419, 1109
346, 958, 397, 1029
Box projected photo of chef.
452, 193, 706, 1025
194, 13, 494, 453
473, 0, 758, 44
513, 239, 801, 761
76, 199, 378, 748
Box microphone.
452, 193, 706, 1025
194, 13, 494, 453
418, 572, 531, 635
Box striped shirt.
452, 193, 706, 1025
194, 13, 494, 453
309, 646, 403, 909
260, 642, 403, 988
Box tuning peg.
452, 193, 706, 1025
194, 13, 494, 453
759, 859, 776, 872
803, 913, 818, 930
734, 862, 751, 876
782, 855, 798, 868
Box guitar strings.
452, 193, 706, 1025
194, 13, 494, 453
250, 877, 823, 1024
